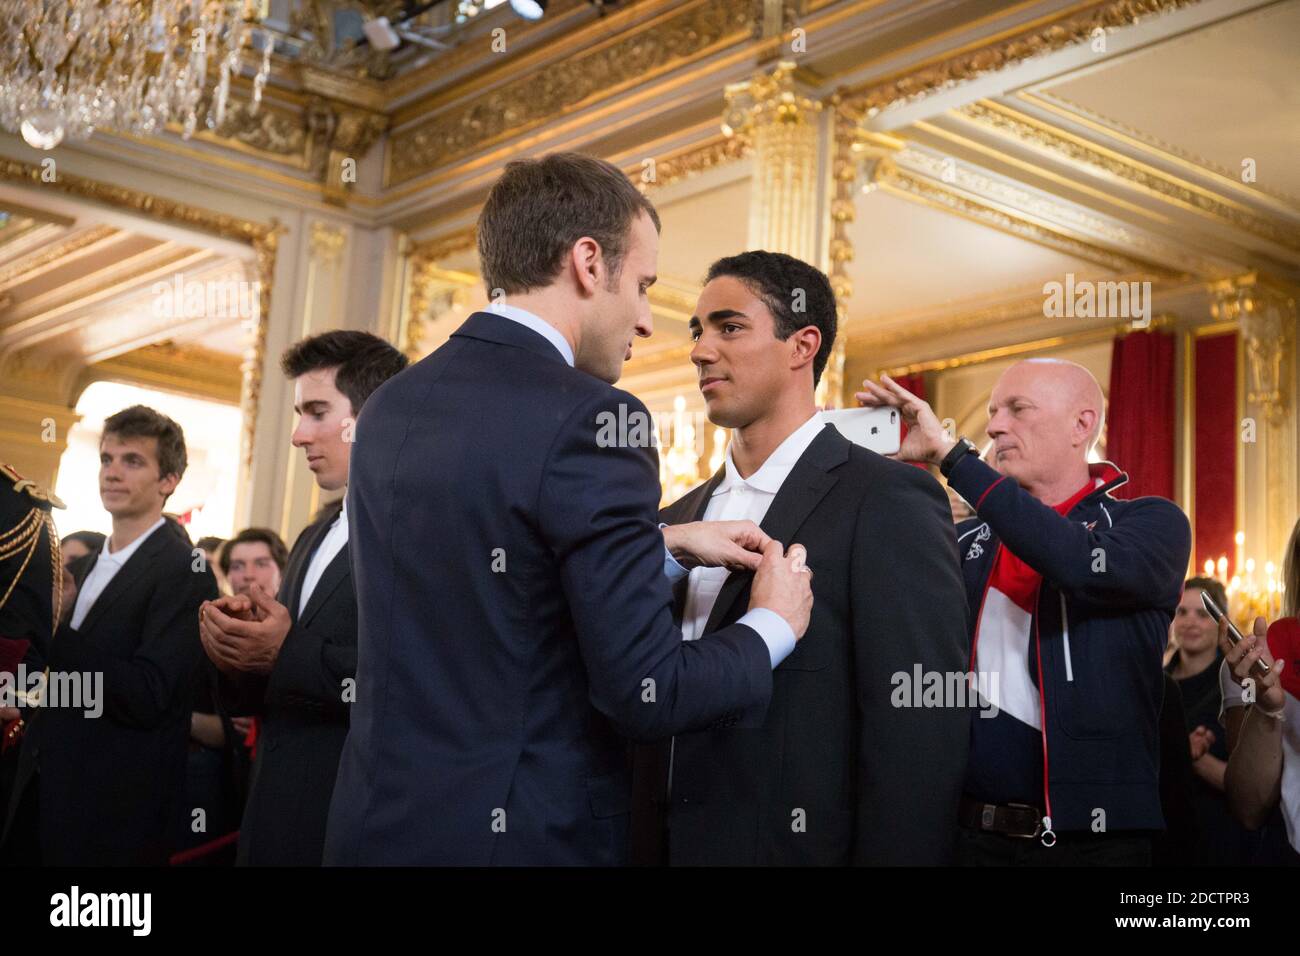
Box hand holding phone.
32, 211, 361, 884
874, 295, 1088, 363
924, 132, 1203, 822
1201, 590, 1270, 680
822, 407, 902, 456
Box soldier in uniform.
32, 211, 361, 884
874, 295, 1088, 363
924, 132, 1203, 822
0, 462, 63, 863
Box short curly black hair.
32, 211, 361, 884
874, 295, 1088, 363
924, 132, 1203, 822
704, 251, 838, 386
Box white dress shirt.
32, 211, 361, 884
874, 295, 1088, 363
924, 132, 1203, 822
299, 499, 348, 617
681, 412, 827, 650
70, 516, 167, 630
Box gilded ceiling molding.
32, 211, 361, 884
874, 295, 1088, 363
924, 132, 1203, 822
957, 101, 1300, 254
1016, 91, 1300, 212
0, 158, 282, 470
633, 135, 752, 193
80, 342, 244, 406
192, 96, 315, 169
386, 0, 757, 185
0, 225, 118, 292
841, 0, 1204, 119
879, 166, 1176, 278
307, 99, 388, 205
895, 146, 1218, 278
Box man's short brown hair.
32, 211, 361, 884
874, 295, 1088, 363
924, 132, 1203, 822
219, 527, 289, 576
476, 151, 661, 297
102, 405, 188, 481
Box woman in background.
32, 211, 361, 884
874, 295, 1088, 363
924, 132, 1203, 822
1220, 517, 1300, 864
1165, 576, 1259, 864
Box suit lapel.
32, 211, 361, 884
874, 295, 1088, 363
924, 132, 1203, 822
75, 525, 168, 636
660, 471, 725, 618
700, 427, 848, 637
297, 543, 351, 627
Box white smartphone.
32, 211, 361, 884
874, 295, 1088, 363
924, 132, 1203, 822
822, 407, 902, 456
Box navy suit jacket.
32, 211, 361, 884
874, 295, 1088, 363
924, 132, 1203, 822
324, 311, 774, 865
216, 503, 357, 866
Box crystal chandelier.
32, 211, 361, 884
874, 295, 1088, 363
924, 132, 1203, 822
0, 1, 270, 151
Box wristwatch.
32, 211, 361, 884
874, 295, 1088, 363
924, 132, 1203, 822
939, 437, 978, 478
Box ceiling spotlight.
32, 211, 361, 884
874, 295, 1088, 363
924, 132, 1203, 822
509, 0, 547, 20
362, 16, 402, 51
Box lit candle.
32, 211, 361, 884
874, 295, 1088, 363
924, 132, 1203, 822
1217, 556, 1229, 583
1204, 559, 1215, 577
1235, 531, 1245, 576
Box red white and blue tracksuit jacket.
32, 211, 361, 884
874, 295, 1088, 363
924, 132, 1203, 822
950, 456, 1191, 833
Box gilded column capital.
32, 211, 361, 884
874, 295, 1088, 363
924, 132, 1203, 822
722, 61, 822, 142
309, 221, 347, 264
723, 61, 823, 266
1209, 273, 1296, 423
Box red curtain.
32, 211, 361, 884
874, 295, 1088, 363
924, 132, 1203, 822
1194, 333, 1237, 571
1107, 330, 1175, 499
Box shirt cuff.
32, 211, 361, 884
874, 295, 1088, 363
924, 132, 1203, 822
737, 607, 796, 670
660, 524, 689, 582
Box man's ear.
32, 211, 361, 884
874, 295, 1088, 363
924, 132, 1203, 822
570, 237, 603, 296
789, 326, 822, 375
1075, 407, 1099, 449
159, 472, 181, 498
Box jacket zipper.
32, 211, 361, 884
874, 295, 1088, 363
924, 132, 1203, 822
1060, 592, 1074, 683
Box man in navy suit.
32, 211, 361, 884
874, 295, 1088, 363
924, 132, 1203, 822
324, 152, 813, 865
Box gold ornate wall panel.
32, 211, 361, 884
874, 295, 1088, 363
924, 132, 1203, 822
384, 0, 758, 186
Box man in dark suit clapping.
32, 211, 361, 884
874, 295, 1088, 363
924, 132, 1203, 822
324, 152, 813, 866
200, 331, 407, 865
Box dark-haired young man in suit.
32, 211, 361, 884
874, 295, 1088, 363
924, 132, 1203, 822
3, 406, 218, 865
631, 251, 971, 865
200, 330, 408, 865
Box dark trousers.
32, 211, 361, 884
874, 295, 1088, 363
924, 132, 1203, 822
956, 826, 1153, 866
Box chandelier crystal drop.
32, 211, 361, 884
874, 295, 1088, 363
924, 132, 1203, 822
0, 1, 270, 150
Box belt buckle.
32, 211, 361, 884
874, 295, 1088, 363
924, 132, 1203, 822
1003, 802, 1042, 840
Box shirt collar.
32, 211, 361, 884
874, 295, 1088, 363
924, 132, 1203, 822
101, 516, 166, 565
716, 412, 826, 496
483, 302, 575, 368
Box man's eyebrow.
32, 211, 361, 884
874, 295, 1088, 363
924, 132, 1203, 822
642, 274, 657, 287
297, 399, 329, 413
688, 309, 749, 326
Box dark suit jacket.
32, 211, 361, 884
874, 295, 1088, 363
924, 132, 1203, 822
324, 310, 774, 866
632, 426, 971, 865
4, 521, 217, 865
217, 503, 356, 866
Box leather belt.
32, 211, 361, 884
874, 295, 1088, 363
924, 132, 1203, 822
958, 795, 1044, 839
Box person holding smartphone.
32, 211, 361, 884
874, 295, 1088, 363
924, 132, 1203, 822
1219, 517, 1300, 864
858, 362, 1191, 865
